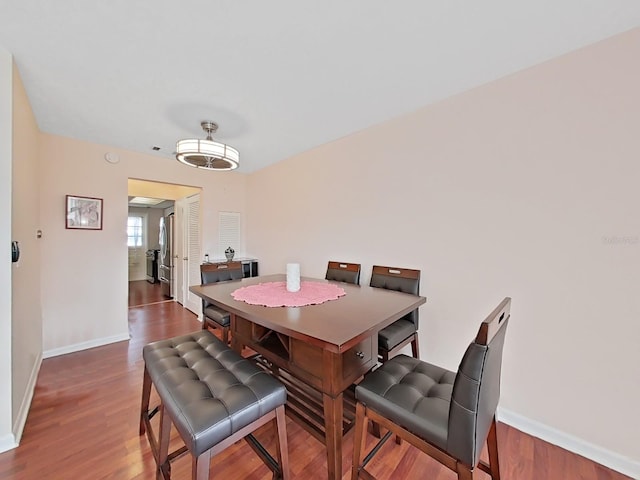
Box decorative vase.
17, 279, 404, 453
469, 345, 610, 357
225, 247, 235, 261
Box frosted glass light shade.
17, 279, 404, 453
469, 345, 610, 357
176, 139, 239, 171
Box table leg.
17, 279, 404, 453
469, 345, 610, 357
323, 392, 343, 480
230, 313, 243, 354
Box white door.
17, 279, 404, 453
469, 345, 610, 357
182, 194, 202, 315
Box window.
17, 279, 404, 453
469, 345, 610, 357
127, 216, 144, 247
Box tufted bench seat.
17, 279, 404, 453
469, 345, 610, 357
139, 330, 289, 479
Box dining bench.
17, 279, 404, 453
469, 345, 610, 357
139, 330, 290, 479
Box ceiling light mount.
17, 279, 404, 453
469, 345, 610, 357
176, 121, 239, 171
201, 121, 218, 137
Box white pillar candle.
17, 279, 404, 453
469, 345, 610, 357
286, 263, 301, 292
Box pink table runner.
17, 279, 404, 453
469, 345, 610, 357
231, 281, 346, 307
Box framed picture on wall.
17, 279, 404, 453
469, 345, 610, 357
65, 195, 103, 230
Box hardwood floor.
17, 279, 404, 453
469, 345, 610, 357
128, 279, 170, 307
0, 282, 631, 479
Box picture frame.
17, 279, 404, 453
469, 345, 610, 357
65, 195, 103, 230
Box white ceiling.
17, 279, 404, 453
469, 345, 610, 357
1, 1, 639, 173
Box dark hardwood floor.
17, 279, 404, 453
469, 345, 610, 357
0, 281, 630, 479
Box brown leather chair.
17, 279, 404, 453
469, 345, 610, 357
200, 261, 243, 343
370, 265, 421, 362
351, 297, 511, 480
325, 261, 361, 285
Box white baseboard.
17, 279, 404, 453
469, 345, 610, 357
0, 433, 17, 454
12, 351, 42, 444
43, 332, 130, 359
498, 407, 640, 479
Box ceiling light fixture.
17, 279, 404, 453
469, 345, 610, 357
175, 121, 239, 171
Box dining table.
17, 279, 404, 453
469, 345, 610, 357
189, 273, 426, 480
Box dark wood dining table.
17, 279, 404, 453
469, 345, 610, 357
189, 274, 426, 480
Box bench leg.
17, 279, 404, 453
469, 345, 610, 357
274, 405, 290, 480
157, 404, 172, 480
193, 449, 212, 480
140, 365, 151, 435
150, 404, 289, 480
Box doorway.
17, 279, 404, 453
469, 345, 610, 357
127, 198, 172, 307
127, 179, 201, 309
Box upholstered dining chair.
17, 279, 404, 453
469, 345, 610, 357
200, 261, 243, 343
351, 297, 511, 480
369, 265, 421, 362
325, 261, 361, 285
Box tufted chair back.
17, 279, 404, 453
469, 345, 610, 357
447, 298, 510, 467
325, 261, 361, 285
369, 265, 420, 328
201, 261, 243, 283
199, 261, 244, 343
200, 262, 243, 311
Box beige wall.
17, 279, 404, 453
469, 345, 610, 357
246, 30, 640, 472
0, 47, 14, 450
38, 134, 247, 357
11, 59, 43, 442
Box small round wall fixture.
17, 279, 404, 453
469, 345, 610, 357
104, 152, 120, 164
176, 121, 239, 171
